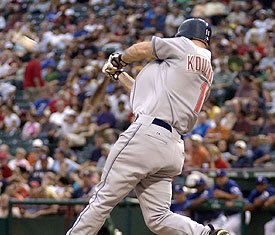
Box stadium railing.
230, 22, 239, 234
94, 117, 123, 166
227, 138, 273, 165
1, 198, 274, 235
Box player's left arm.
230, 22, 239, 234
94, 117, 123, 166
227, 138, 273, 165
121, 41, 156, 64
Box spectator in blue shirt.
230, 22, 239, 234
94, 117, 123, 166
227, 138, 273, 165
170, 185, 189, 216
191, 111, 211, 137
249, 136, 270, 166
245, 177, 275, 211
186, 178, 220, 225
97, 103, 116, 130
213, 169, 243, 235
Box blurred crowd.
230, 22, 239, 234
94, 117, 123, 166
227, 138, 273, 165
0, 0, 274, 228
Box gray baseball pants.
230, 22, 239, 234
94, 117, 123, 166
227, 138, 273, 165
66, 114, 211, 235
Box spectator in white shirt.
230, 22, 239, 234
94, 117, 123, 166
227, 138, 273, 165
8, 148, 31, 171
49, 100, 66, 126
1, 105, 20, 133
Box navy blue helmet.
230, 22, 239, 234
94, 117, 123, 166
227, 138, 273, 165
175, 18, 212, 46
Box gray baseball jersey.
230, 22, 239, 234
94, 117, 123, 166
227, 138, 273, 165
130, 36, 213, 134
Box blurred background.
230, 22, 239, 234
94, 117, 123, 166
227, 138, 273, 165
0, 0, 274, 235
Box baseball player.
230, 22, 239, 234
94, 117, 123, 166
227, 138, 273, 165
66, 18, 229, 235
212, 169, 243, 235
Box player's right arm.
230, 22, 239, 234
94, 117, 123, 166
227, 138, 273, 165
117, 72, 135, 93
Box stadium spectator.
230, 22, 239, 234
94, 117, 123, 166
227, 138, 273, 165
191, 111, 211, 137
0, 105, 20, 133
207, 144, 229, 169
205, 113, 230, 143
190, 134, 210, 168
249, 136, 270, 166
8, 148, 31, 171
52, 148, 79, 176
22, 113, 41, 140
230, 140, 252, 168
0, 152, 12, 179
23, 52, 44, 101
89, 134, 105, 163
96, 143, 110, 176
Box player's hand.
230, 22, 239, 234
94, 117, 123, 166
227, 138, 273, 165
109, 53, 128, 69
102, 56, 124, 81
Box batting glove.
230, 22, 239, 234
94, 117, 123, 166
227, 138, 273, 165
109, 53, 128, 69
102, 57, 124, 81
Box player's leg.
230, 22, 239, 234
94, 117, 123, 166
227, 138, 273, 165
223, 213, 240, 235
135, 174, 211, 235
265, 218, 275, 235
66, 122, 143, 235
209, 214, 227, 230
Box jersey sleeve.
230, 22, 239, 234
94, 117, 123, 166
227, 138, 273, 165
152, 36, 186, 60
229, 185, 242, 196
247, 190, 256, 203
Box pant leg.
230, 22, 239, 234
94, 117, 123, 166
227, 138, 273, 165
223, 214, 241, 235
265, 218, 275, 235
135, 174, 211, 235
209, 214, 227, 230
66, 122, 144, 235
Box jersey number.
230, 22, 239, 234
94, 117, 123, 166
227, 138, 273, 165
194, 82, 209, 114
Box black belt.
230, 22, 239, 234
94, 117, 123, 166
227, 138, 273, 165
152, 118, 172, 132
135, 115, 185, 140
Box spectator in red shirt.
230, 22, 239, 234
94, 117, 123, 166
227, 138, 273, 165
0, 152, 12, 179
207, 144, 229, 169
23, 53, 44, 101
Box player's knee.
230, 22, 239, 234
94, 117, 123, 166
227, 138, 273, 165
144, 211, 169, 234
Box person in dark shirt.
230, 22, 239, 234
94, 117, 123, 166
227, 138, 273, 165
245, 177, 275, 211
249, 136, 270, 166
90, 135, 105, 163
72, 170, 98, 199
186, 179, 220, 225
170, 185, 189, 216
96, 103, 116, 131
213, 169, 243, 235
231, 140, 252, 168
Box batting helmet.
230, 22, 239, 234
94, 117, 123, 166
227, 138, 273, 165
175, 18, 212, 46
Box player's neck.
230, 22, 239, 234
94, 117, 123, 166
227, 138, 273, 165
192, 40, 207, 49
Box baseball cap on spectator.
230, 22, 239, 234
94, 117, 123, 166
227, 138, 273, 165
83, 170, 93, 177
32, 139, 43, 148
64, 108, 76, 117
174, 185, 184, 193
190, 134, 203, 143
235, 140, 247, 149
65, 9, 75, 16
255, 176, 268, 185
216, 169, 227, 177
0, 152, 7, 159
194, 178, 206, 187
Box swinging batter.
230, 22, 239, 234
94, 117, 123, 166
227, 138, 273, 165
67, 18, 229, 235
